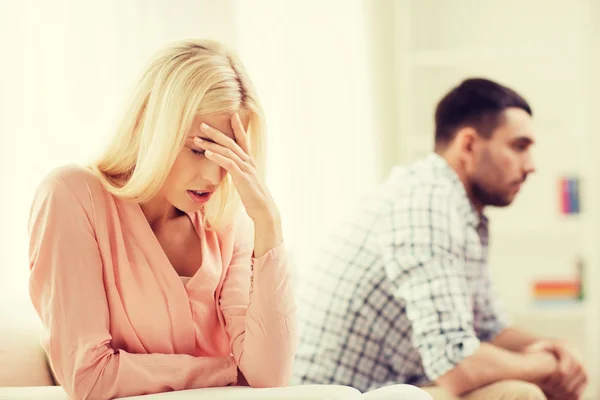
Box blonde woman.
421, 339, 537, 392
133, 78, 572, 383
27, 39, 296, 399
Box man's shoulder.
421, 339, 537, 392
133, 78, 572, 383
382, 156, 461, 206
318, 154, 467, 250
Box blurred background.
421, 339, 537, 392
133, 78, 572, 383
1, 0, 600, 397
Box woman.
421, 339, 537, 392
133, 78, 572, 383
28, 39, 296, 399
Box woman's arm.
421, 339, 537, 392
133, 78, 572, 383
29, 174, 239, 400
219, 213, 297, 388
197, 115, 298, 387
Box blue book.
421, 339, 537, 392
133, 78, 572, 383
569, 177, 580, 214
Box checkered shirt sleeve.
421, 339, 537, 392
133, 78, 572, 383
377, 183, 482, 381
473, 264, 511, 342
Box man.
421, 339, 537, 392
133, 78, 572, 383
292, 78, 587, 400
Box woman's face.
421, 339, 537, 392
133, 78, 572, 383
160, 112, 249, 214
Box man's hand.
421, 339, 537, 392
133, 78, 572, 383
524, 339, 587, 399
435, 343, 557, 396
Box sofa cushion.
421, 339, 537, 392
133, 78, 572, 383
0, 319, 54, 387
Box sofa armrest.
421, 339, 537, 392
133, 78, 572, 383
0, 320, 54, 387
0, 386, 68, 400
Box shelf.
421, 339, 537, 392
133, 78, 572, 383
514, 301, 587, 320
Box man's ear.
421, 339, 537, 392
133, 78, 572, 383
453, 127, 480, 172
454, 126, 478, 156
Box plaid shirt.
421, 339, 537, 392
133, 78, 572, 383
291, 153, 511, 392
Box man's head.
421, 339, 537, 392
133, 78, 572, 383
435, 78, 536, 210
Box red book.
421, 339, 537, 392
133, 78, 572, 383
534, 281, 577, 290
560, 178, 570, 214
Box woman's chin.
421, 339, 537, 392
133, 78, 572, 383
183, 203, 205, 214
171, 199, 204, 215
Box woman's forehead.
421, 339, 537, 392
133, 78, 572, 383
187, 113, 250, 140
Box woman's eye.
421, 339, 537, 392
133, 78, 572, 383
191, 148, 205, 156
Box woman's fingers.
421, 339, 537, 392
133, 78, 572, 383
204, 150, 244, 178
194, 138, 249, 172
231, 113, 251, 156
200, 122, 250, 162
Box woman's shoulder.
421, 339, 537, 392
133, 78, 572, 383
34, 163, 107, 206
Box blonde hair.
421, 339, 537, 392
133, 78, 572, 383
91, 39, 265, 230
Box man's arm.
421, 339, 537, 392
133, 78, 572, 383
490, 327, 540, 352
436, 342, 557, 396
377, 184, 557, 396
489, 327, 588, 397
470, 249, 587, 398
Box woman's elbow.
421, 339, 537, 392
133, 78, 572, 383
66, 376, 113, 400
245, 361, 294, 388
60, 356, 118, 400
62, 378, 111, 400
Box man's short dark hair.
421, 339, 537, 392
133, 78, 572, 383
434, 78, 532, 146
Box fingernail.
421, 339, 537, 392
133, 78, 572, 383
205, 150, 213, 156
201, 123, 209, 131
194, 137, 203, 144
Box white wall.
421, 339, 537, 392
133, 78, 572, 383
231, 0, 384, 272
0, 0, 235, 321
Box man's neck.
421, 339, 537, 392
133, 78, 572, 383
436, 150, 485, 214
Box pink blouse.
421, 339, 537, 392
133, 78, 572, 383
28, 165, 297, 400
